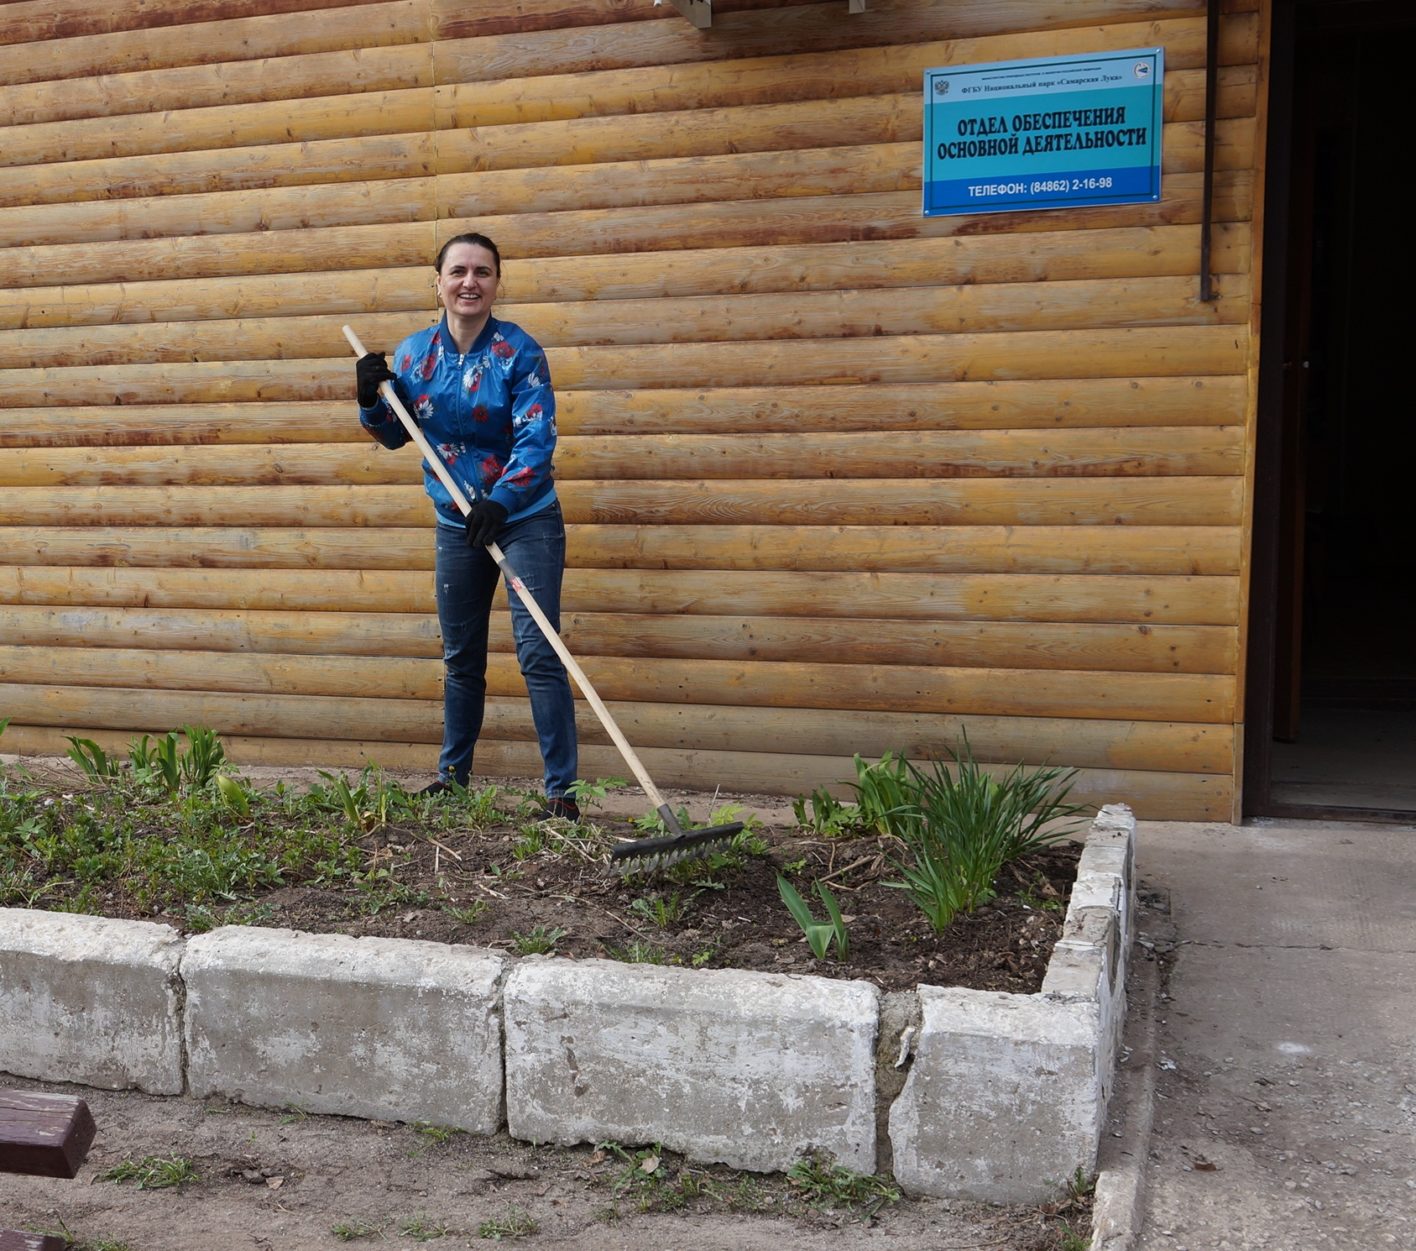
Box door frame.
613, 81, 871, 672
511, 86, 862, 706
1244, 0, 1416, 821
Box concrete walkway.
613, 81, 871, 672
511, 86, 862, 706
1095, 817, 1416, 1250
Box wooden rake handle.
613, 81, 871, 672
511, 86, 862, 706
341, 325, 670, 812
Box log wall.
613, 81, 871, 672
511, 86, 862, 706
0, 0, 1267, 818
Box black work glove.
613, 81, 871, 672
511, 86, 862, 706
356, 351, 393, 408
464, 498, 508, 547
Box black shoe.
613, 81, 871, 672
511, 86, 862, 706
418, 778, 455, 797
537, 796, 580, 822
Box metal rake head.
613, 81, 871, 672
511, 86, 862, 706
607, 821, 745, 876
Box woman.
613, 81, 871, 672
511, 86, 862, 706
355, 233, 579, 819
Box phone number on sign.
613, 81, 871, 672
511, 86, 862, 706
1030, 176, 1114, 193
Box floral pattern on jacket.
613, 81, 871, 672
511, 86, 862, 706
357, 316, 557, 527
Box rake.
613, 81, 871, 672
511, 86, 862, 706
342, 325, 743, 872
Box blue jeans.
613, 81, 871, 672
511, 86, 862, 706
433, 502, 578, 798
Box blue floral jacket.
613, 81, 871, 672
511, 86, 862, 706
358, 315, 558, 528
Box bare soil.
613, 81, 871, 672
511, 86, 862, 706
6, 760, 1080, 996
0, 1076, 1093, 1251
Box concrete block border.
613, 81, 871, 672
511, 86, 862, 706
0, 804, 1136, 1202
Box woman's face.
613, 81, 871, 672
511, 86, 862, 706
436, 242, 500, 323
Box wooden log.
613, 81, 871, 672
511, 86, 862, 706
0, 0, 426, 88
0, 561, 1238, 623
0, 603, 1236, 675
0, 173, 1251, 289
1, 527, 433, 571
0, 565, 434, 613
0, 177, 439, 251
0, 678, 1234, 774
0, 477, 1244, 529
0, 278, 1250, 369
0, 484, 427, 527
0, 644, 1233, 722
0, 86, 437, 169
0, 223, 1251, 328
2, 521, 1238, 591
0, 0, 398, 46
555, 570, 1244, 625
546, 327, 1252, 389
0, 445, 418, 488
0, 522, 1241, 577
0, 330, 1252, 407
0, 426, 1244, 487
556, 427, 1246, 480
0, 132, 439, 210
0, 403, 359, 446
0, 375, 1249, 446
0, 43, 429, 128
561, 524, 1243, 576
0, 561, 1238, 625
1, 328, 1251, 403
0, 357, 358, 406
434, 3, 1255, 84
0, 722, 1237, 821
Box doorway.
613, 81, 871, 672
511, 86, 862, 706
1247, 0, 1416, 818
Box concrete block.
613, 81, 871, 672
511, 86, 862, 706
504, 958, 879, 1174
0, 908, 183, 1093
888, 987, 1101, 1203
182, 927, 506, 1130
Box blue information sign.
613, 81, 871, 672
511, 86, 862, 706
924, 48, 1164, 217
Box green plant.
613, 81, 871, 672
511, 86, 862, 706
176, 725, 227, 790
775, 874, 849, 960
605, 939, 669, 965
331, 1220, 383, 1242
511, 924, 565, 955
596, 1141, 689, 1214
566, 776, 626, 811
629, 890, 685, 929
785, 1153, 900, 1215
98, 1154, 199, 1189
849, 751, 918, 836
306, 767, 412, 831
478, 1207, 539, 1240
398, 1216, 451, 1241
1064, 1165, 1096, 1202
215, 772, 251, 817
124, 727, 229, 795
66, 736, 123, 783
443, 900, 489, 925
413, 1122, 465, 1146
880, 739, 1086, 932
1019, 871, 1065, 913
792, 784, 867, 837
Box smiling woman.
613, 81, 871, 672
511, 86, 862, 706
354, 233, 578, 815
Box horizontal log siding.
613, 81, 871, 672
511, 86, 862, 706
0, 0, 1262, 819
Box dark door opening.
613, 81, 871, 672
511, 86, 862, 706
1247, 1, 1416, 818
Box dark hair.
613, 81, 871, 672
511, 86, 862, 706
435, 232, 501, 275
